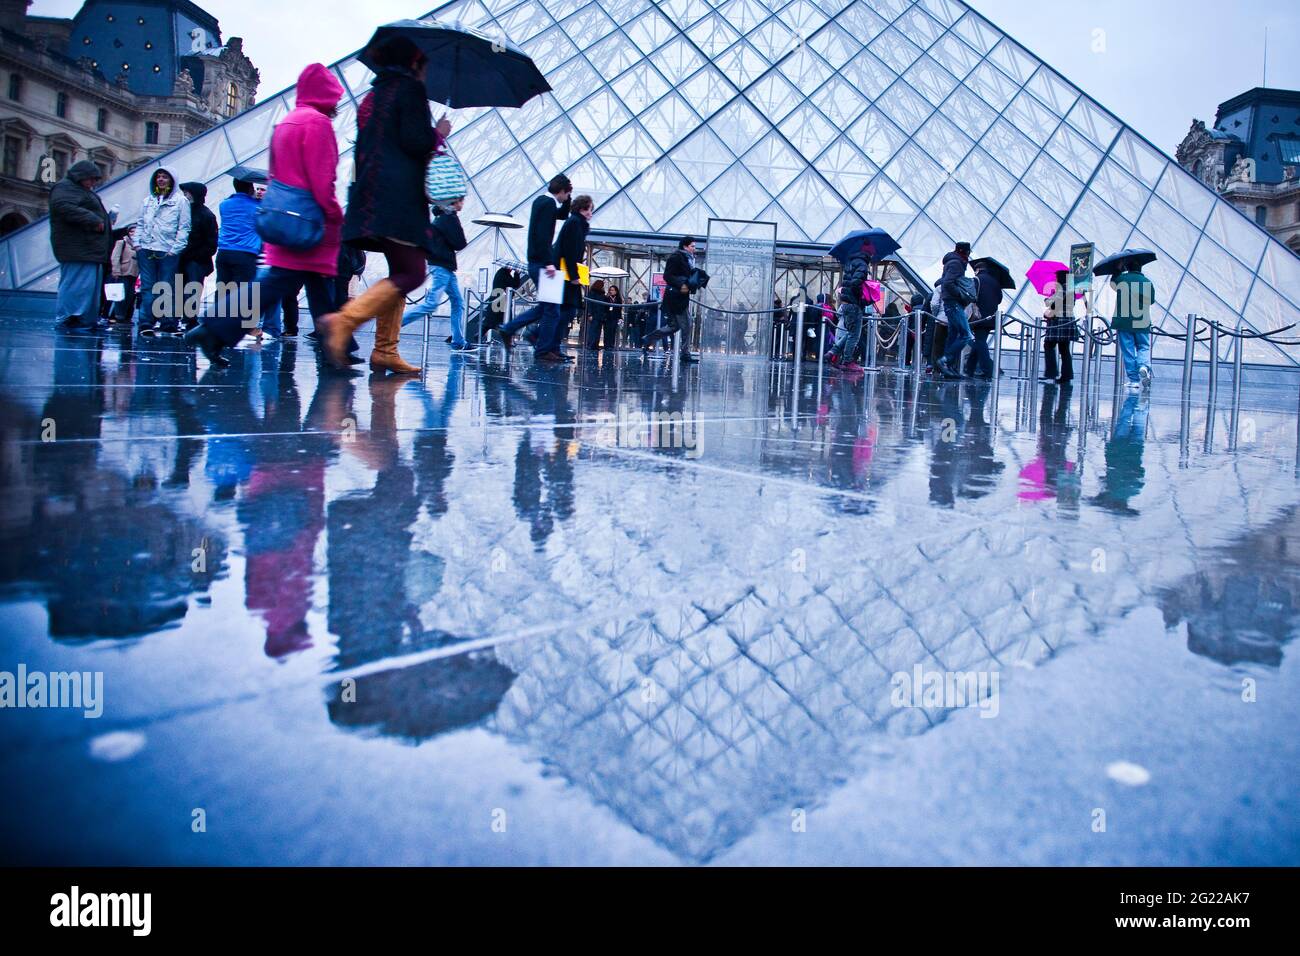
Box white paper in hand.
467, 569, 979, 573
536, 269, 565, 305
104, 283, 126, 302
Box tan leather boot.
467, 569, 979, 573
320, 278, 402, 369
369, 296, 419, 374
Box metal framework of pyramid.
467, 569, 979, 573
3, 0, 1299, 363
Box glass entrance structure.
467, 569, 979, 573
2, 0, 1298, 364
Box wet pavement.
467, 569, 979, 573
1, 316, 1298, 865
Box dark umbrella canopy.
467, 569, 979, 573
828, 228, 900, 263
228, 165, 268, 184
360, 20, 551, 109
1093, 248, 1158, 277
971, 256, 1016, 290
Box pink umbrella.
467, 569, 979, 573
1026, 260, 1085, 299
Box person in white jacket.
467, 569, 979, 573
135, 167, 190, 335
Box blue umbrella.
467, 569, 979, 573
828, 228, 900, 264
360, 20, 551, 109
1093, 248, 1158, 277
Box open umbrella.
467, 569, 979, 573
360, 19, 551, 109
970, 256, 1015, 290
1093, 248, 1158, 277
228, 165, 268, 184
1026, 259, 1084, 299
828, 228, 900, 264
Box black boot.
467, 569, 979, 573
678, 350, 698, 364
183, 324, 230, 368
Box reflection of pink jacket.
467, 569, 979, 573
264, 64, 345, 276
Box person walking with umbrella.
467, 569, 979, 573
936, 241, 976, 380
1041, 269, 1077, 382
321, 36, 436, 373
965, 258, 1009, 378
826, 238, 872, 372
1106, 256, 1156, 390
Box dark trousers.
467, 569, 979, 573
645, 305, 689, 353
1043, 340, 1074, 381
106, 275, 136, 321
205, 265, 335, 348
964, 323, 994, 376
181, 259, 207, 327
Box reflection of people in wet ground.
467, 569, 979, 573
0, 340, 225, 639
1091, 392, 1148, 515
511, 365, 575, 549
1159, 506, 1300, 667
323, 374, 515, 743
927, 381, 1004, 508
1018, 384, 1079, 510
827, 379, 874, 514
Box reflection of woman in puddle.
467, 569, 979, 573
1091, 392, 1148, 515
1018, 385, 1079, 509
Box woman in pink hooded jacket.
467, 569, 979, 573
186, 63, 354, 367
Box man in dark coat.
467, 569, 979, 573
536, 194, 593, 362
937, 241, 974, 379
963, 259, 1004, 378
49, 160, 112, 331
826, 240, 873, 371
642, 236, 700, 364
178, 181, 218, 329
493, 174, 572, 349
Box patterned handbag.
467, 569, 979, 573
425, 153, 467, 203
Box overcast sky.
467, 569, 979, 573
30, 0, 1300, 154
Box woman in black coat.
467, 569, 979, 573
322, 36, 436, 373
585, 279, 615, 349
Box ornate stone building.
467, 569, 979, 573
0, 0, 258, 235
1178, 88, 1300, 254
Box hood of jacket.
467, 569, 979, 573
67, 160, 102, 184
152, 167, 178, 199
179, 181, 207, 205
295, 62, 344, 115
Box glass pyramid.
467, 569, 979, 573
3, 0, 1299, 364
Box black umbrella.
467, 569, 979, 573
228, 165, 268, 184
1093, 248, 1158, 277
359, 20, 551, 109
971, 256, 1016, 290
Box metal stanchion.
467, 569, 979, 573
896, 316, 908, 372
1078, 319, 1093, 427
1181, 314, 1197, 394
792, 302, 806, 430
864, 311, 879, 371
912, 309, 923, 376
1208, 320, 1220, 409
1029, 319, 1042, 383
420, 306, 431, 376
992, 309, 1003, 381
1229, 321, 1243, 452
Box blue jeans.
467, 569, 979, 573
829, 302, 863, 361
402, 266, 465, 346
138, 250, 181, 330
500, 263, 561, 338
941, 300, 973, 369
1117, 330, 1151, 383
55, 261, 102, 323
205, 266, 335, 347
536, 299, 577, 354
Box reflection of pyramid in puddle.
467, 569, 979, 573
491, 585, 1010, 862
3, 0, 1298, 366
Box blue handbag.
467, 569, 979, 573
255, 179, 324, 250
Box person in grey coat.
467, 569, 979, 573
48, 160, 112, 332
